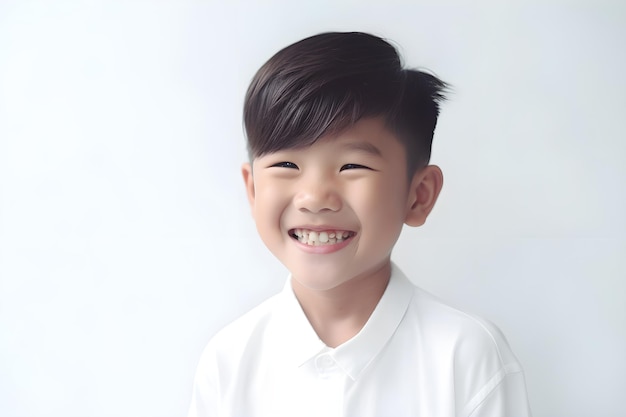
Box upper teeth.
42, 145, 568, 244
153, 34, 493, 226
292, 229, 352, 246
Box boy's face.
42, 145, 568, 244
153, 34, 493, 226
242, 117, 439, 292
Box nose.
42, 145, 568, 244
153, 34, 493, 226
293, 175, 342, 213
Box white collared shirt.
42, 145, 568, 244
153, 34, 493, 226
188, 264, 532, 417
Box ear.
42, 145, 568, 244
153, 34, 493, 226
241, 162, 256, 214
404, 165, 444, 227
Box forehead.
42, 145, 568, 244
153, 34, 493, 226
256, 117, 406, 161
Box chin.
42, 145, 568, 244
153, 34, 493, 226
289, 268, 351, 291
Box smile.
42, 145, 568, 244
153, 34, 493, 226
289, 228, 356, 246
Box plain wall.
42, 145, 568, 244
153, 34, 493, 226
1, 1, 624, 416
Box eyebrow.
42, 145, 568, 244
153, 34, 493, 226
341, 142, 382, 157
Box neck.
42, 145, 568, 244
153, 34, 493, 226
291, 262, 391, 348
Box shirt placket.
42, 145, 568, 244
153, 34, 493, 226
312, 352, 345, 417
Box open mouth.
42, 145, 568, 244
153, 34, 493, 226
289, 228, 356, 246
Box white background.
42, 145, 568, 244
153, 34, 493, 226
1, 1, 624, 416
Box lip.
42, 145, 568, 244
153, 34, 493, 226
291, 234, 354, 254
289, 225, 354, 233
288, 225, 356, 254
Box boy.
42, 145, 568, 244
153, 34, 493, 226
188, 32, 531, 416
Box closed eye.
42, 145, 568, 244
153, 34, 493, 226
270, 161, 299, 169
340, 163, 373, 171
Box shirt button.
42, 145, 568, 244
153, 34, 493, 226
315, 353, 335, 372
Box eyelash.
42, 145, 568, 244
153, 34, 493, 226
269, 162, 372, 171
340, 163, 372, 171
270, 161, 299, 169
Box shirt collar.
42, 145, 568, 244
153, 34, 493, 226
333, 263, 414, 380
273, 263, 415, 381
272, 278, 327, 367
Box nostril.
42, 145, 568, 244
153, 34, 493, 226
294, 197, 342, 213
293, 183, 342, 213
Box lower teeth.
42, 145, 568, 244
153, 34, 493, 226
301, 237, 342, 246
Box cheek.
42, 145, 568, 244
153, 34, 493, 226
253, 180, 290, 225
353, 177, 407, 228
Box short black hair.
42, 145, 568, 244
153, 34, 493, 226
243, 32, 447, 175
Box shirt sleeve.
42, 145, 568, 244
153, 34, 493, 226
465, 367, 532, 417
453, 316, 532, 417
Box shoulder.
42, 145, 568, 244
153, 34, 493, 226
207, 292, 280, 352
401, 282, 528, 414
188, 292, 285, 415
410, 286, 520, 367
194, 292, 281, 377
